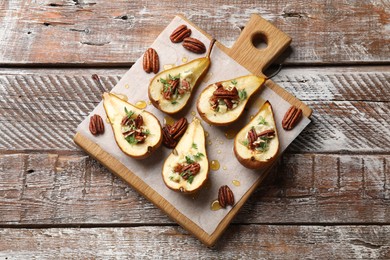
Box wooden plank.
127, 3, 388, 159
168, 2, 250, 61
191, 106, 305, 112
1, 1, 389, 65
0, 226, 389, 257
1, 67, 389, 153
1, 153, 389, 225
0, 90, 390, 153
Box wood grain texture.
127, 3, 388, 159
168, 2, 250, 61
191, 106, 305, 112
0, 67, 388, 153
0, 0, 389, 65
0, 226, 389, 258
1, 153, 389, 225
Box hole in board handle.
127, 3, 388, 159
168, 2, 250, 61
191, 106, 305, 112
251, 33, 268, 50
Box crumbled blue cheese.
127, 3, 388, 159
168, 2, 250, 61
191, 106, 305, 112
181, 70, 193, 81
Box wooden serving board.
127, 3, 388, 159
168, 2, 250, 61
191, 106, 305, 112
74, 14, 312, 247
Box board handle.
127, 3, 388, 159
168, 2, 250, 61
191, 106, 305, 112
222, 14, 292, 76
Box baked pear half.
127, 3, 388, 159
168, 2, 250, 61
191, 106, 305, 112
162, 118, 209, 193
197, 75, 266, 126
234, 101, 279, 169
148, 39, 216, 114
102, 92, 162, 159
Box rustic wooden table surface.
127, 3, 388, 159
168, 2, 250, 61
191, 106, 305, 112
1, 1, 389, 258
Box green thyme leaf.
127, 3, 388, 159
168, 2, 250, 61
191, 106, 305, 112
169, 74, 180, 80
160, 78, 168, 84
142, 129, 150, 135
187, 175, 194, 184
258, 116, 268, 125
160, 78, 170, 92
241, 139, 249, 146
185, 156, 195, 164
125, 134, 137, 145
255, 141, 269, 152
192, 143, 198, 149
231, 79, 237, 85
124, 107, 135, 119
171, 100, 178, 105
238, 89, 247, 101
194, 152, 204, 161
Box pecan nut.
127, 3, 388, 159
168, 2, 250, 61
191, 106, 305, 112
162, 125, 177, 148
89, 114, 105, 135
218, 185, 234, 208
162, 118, 188, 148
169, 117, 188, 140
282, 105, 302, 130
213, 86, 239, 99
143, 48, 159, 74
170, 24, 192, 43
257, 129, 275, 138
180, 162, 201, 179
247, 128, 257, 149
182, 37, 206, 54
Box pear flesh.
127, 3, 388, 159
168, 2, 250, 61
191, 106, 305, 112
103, 92, 162, 159
148, 58, 210, 114
197, 75, 265, 126
234, 101, 279, 169
162, 118, 209, 193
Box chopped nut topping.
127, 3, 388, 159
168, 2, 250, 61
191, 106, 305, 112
121, 108, 150, 145
209, 82, 245, 112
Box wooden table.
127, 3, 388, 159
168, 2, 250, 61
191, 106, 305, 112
0, 1, 389, 258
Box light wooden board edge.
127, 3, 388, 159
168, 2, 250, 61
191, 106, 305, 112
73, 14, 312, 246
74, 132, 274, 247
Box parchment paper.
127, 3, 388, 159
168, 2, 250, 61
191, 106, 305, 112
76, 16, 311, 235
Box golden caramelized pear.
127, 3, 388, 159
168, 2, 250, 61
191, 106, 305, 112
162, 118, 209, 193
197, 75, 266, 126
234, 101, 279, 169
148, 39, 216, 114
103, 92, 162, 159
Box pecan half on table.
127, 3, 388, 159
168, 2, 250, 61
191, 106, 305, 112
162, 117, 188, 148
170, 24, 192, 43
143, 48, 159, 74
89, 114, 105, 135
218, 185, 235, 208
183, 37, 206, 54
282, 105, 302, 130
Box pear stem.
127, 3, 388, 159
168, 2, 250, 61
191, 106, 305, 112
206, 38, 216, 59
92, 74, 109, 92
265, 64, 283, 81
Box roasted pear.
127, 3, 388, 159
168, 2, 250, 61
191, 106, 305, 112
148, 39, 216, 114
234, 101, 279, 169
102, 92, 162, 159
197, 75, 266, 126
162, 118, 209, 193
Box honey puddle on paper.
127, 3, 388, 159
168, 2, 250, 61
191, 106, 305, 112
210, 160, 220, 171
135, 100, 147, 109
210, 200, 222, 211
232, 180, 241, 187
164, 116, 175, 126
